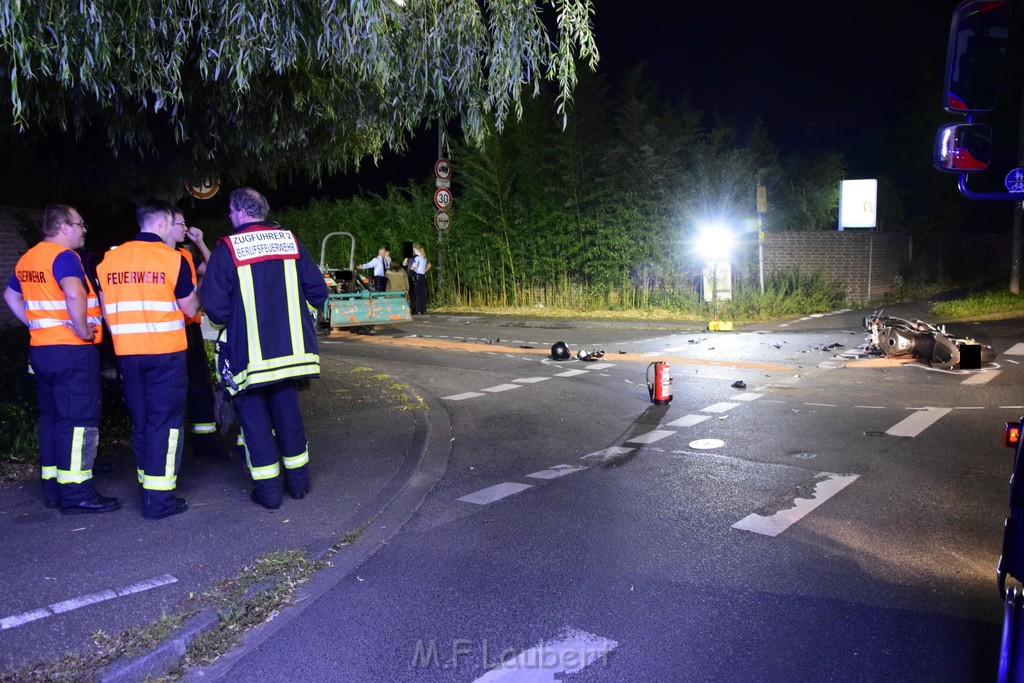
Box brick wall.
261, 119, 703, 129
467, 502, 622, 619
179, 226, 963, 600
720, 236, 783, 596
0, 207, 38, 328
755, 232, 912, 304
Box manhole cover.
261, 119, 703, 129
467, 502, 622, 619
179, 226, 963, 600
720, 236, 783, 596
865, 431, 888, 437
689, 439, 725, 450
792, 452, 818, 459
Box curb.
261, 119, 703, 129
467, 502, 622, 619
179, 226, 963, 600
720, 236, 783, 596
98, 388, 453, 683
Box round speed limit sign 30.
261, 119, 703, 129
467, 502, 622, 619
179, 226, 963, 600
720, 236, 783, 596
434, 187, 452, 210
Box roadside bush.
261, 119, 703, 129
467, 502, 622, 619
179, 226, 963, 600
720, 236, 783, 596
717, 268, 848, 321
0, 328, 132, 472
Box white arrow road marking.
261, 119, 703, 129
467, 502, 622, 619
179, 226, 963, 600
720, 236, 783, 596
733, 473, 859, 537
458, 483, 532, 505
885, 407, 952, 437
962, 371, 1000, 385
472, 628, 619, 682
1, 574, 178, 630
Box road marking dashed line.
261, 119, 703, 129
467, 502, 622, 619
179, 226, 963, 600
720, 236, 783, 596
458, 483, 533, 505
702, 402, 740, 413
666, 415, 712, 427
1, 575, 178, 631
624, 429, 676, 445
885, 408, 952, 437
482, 384, 521, 393
962, 370, 1000, 385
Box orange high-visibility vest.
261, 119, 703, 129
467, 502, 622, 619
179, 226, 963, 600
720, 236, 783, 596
14, 241, 102, 347
96, 240, 189, 355
179, 248, 203, 326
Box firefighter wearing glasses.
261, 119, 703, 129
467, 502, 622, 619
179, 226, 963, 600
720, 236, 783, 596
96, 200, 200, 519
3, 205, 121, 514
202, 188, 328, 509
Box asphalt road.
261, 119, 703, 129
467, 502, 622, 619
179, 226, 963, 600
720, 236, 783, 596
191, 304, 1023, 681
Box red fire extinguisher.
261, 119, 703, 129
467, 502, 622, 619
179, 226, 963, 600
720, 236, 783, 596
646, 361, 673, 405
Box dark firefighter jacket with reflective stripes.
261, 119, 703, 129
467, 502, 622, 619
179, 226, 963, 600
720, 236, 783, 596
202, 222, 329, 394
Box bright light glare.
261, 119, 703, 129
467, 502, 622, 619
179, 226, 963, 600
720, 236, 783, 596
695, 224, 734, 260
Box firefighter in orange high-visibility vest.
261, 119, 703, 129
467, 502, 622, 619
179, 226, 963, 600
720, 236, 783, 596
3, 204, 121, 514
96, 200, 201, 520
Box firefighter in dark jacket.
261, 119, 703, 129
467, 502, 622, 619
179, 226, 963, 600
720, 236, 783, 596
202, 188, 329, 509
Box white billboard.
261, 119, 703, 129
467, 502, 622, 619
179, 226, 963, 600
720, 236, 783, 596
839, 179, 877, 230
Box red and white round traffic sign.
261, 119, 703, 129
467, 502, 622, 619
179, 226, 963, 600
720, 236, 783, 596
434, 158, 452, 179
434, 187, 452, 210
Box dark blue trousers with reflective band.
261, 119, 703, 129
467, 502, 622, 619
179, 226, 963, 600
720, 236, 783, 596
184, 324, 217, 450
117, 351, 187, 517
30, 344, 101, 506
235, 380, 310, 506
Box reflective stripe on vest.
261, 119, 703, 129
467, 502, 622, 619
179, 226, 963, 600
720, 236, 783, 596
15, 242, 102, 346
97, 241, 188, 355
180, 248, 203, 325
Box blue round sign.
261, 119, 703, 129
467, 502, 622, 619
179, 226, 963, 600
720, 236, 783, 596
1005, 168, 1024, 193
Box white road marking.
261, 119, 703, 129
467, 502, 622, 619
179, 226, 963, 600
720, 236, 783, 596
962, 370, 1000, 385
804, 402, 837, 407
513, 377, 550, 384
1005, 343, 1024, 356
583, 363, 615, 370
1002, 406, 1024, 410
443, 392, 486, 401
458, 483, 533, 505
732, 393, 763, 401
954, 406, 985, 410
732, 473, 859, 537
580, 446, 634, 462
554, 370, 589, 378
701, 402, 741, 413
885, 408, 952, 437
473, 628, 619, 682
689, 439, 724, 450
625, 429, 676, 444
483, 384, 522, 393
855, 405, 886, 409
662, 346, 684, 353
665, 415, 712, 427
1, 575, 177, 630
1008, 359, 1021, 365
526, 465, 588, 480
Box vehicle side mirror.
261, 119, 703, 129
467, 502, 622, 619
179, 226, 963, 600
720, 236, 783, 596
934, 123, 993, 172
944, 0, 1011, 113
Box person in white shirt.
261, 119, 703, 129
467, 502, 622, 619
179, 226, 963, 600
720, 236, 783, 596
358, 246, 390, 292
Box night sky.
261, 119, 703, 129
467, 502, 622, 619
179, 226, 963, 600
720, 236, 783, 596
327, 1, 966, 199
590, 1, 964, 160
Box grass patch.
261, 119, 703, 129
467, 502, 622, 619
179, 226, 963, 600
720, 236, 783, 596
0, 329, 132, 478
435, 268, 850, 324
0, 549, 331, 682
932, 289, 1024, 319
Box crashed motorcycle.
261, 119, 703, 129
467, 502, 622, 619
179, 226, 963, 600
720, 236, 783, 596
862, 312, 997, 370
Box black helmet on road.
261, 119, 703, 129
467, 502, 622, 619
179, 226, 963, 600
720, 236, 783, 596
551, 341, 570, 361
